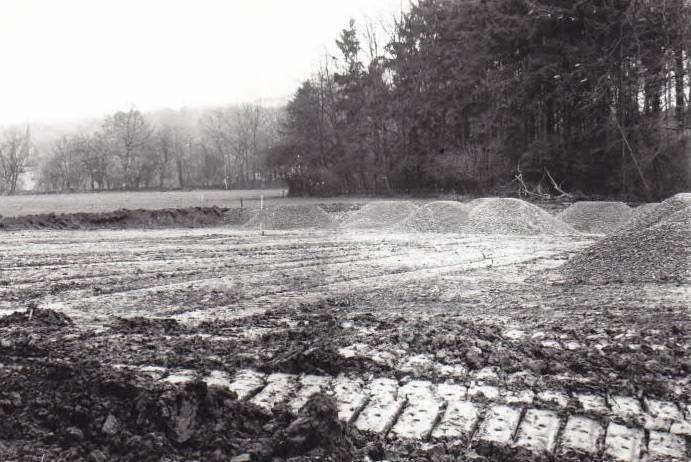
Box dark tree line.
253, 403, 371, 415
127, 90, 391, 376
271, 0, 690, 199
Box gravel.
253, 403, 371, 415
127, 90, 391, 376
557, 201, 633, 234
552, 204, 691, 284
396, 201, 470, 233
465, 198, 576, 235
243, 205, 336, 230
341, 201, 419, 229
615, 193, 691, 235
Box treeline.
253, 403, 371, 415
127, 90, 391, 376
36, 105, 283, 193
271, 0, 690, 199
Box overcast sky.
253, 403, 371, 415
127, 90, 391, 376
0, 0, 405, 126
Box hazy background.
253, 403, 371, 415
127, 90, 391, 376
0, 0, 404, 126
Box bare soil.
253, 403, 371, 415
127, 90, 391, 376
0, 205, 689, 461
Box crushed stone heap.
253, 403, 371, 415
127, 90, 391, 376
552, 202, 691, 284
558, 201, 632, 234
341, 201, 419, 229
464, 198, 576, 235
615, 193, 691, 235
397, 201, 471, 233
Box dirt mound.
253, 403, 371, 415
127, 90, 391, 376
557, 201, 633, 234
222, 208, 252, 226
244, 205, 336, 230
552, 206, 691, 284
341, 201, 419, 229
0, 360, 282, 461
0, 207, 229, 231
615, 193, 691, 235
397, 201, 471, 233
465, 198, 576, 235
272, 393, 356, 460
110, 317, 185, 335
0, 307, 73, 328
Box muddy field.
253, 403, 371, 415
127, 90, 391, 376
1, 201, 689, 461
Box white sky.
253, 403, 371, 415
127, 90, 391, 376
0, 0, 405, 125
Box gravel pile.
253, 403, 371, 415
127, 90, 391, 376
341, 201, 419, 229
615, 193, 691, 235
244, 205, 336, 230
557, 201, 633, 234
397, 201, 471, 233
553, 204, 691, 284
465, 198, 576, 235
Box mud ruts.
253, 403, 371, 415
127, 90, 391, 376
129, 365, 691, 462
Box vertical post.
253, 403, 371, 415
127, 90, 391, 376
240, 198, 243, 209
260, 194, 264, 236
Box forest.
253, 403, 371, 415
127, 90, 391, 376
273, 0, 690, 199
3, 0, 689, 200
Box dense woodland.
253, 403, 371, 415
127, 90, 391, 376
274, 0, 690, 199
2, 0, 689, 199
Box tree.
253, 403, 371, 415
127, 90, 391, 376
102, 107, 154, 189
0, 127, 33, 194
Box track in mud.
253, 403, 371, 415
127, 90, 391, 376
1, 226, 689, 461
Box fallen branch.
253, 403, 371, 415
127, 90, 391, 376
544, 168, 572, 198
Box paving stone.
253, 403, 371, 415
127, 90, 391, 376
504, 389, 534, 405
227, 369, 266, 400
647, 431, 687, 460
560, 416, 604, 455
515, 409, 560, 453
476, 405, 521, 445
604, 423, 645, 462
610, 396, 643, 421
507, 371, 538, 387
354, 378, 403, 434
250, 373, 297, 411
670, 419, 691, 436
162, 369, 198, 385
432, 400, 480, 440
576, 393, 608, 414
139, 365, 167, 380
467, 383, 500, 401
390, 380, 443, 440
643, 400, 683, 432
332, 374, 368, 422
203, 370, 233, 389
398, 354, 435, 375
436, 382, 467, 402
537, 390, 569, 408
289, 374, 332, 414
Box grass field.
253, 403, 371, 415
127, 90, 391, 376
0, 189, 428, 217
0, 189, 291, 217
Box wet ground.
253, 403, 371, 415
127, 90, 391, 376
0, 227, 689, 461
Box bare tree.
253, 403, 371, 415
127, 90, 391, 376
102, 107, 154, 189
0, 127, 33, 194
50, 136, 84, 190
